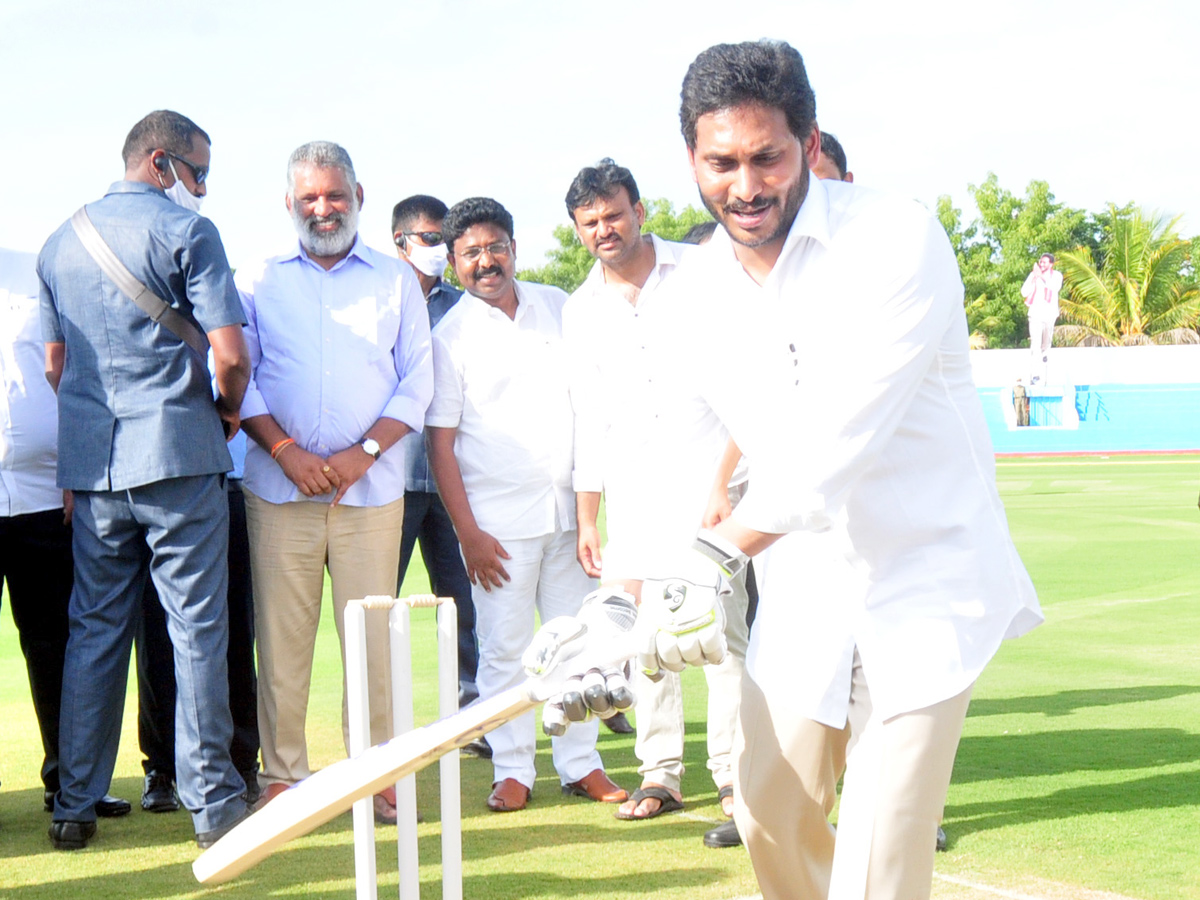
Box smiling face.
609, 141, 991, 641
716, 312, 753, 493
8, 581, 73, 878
449, 221, 517, 305
688, 103, 820, 267
286, 163, 362, 262
1038, 254, 1055, 273
572, 188, 646, 269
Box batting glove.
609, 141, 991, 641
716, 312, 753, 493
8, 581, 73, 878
523, 588, 640, 736
638, 529, 749, 676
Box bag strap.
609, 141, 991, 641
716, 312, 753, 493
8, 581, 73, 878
70, 206, 210, 360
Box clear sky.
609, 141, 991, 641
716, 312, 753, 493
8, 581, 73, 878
2, 0, 1195, 271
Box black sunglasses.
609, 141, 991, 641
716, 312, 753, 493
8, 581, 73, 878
167, 152, 209, 186
402, 230, 444, 246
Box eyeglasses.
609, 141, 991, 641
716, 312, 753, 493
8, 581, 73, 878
456, 241, 511, 263
402, 230, 444, 246
167, 152, 209, 185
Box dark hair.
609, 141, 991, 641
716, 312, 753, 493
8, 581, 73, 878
442, 197, 514, 248
392, 194, 450, 235
564, 158, 640, 220
681, 221, 718, 245
680, 40, 816, 150
1040, 252, 1056, 263
819, 132, 848, 180
122, 110, 210, 166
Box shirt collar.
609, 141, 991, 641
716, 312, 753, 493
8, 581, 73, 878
780, 175, 832, 255
580, 233, 683, 294
460, 280, 533, 323
106, 180, 168, 198
701, 176, 832, 283
280, 233, 374, 271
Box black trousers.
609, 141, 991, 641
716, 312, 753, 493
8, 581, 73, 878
398, 490, 478, 701
136, 480, 259, 776
2, 507, 72, 792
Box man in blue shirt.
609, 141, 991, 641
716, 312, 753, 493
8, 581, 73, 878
237, 142, 433, 825
390, 195, 481, 717
38, 109, 251, 851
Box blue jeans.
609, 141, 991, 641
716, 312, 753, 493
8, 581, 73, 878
398, 490, 477, 703
55, 474, 246, 833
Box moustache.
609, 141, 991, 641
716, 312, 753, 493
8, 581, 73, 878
724, 198, 776, 215
305, 212, 345, 233
474, 265, 504, 279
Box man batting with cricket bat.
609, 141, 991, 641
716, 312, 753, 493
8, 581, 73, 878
196, 39, 1042, 900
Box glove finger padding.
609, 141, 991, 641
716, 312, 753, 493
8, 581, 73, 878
581, 668, 611, 716
560, 672, 589, 722
604, 667, 636, 711
543, 699, 568, 737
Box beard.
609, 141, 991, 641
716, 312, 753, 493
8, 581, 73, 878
292, 199, 360, 258
700, 157, 809, 249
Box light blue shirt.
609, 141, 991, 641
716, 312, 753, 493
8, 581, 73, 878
237, 237, 433, 506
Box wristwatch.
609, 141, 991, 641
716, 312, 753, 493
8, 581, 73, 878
360, 438, 382, 460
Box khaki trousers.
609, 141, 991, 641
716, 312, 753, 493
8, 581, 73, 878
735, 652, 972, 900
244, 490, 404, 785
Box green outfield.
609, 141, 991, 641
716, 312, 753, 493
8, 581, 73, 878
1, 454, 1198, 899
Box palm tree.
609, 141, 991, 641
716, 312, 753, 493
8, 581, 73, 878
1055, 207, 1200, 346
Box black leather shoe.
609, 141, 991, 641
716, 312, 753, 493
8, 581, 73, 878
602, 712, 635, 734
96, 794, 132, 818
936, 825, 948, 851
461, 737, 492, 759
703, 818, 743, 848
142, 771, 181, 813
50, 820, 96, 850
239, 770, 261, 807
195, 807, 251, 849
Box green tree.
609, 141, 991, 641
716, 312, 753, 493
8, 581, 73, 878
1056, 206, 1200, 346
517, 198, 713, 293
937, 175, 1095, 348
515, 224, 593, 292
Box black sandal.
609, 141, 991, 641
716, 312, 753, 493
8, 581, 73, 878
613, 785, 684, 820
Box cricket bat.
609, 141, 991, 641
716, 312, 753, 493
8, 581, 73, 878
193, 627, 637, 884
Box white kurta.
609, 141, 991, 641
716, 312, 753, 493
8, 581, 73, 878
426, 280, 575, 540
659, 178, 1043, 725
562, 235, 739, 578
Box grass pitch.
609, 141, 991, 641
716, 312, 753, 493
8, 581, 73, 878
1, 454, 1198, 898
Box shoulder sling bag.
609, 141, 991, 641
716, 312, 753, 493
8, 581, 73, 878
70, 206, 210, 360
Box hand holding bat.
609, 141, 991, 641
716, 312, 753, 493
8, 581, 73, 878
638, 529, 750, 676
523, 588, 639, 735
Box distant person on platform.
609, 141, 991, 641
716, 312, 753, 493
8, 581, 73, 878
1013, 378, 1030, 427
811, 131, 854, 182
1023, 253, 1062, 385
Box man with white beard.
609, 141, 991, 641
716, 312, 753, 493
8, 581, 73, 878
236, 141, 433, 823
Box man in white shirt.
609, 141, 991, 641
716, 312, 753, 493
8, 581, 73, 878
237, 142, 434, 824
426, 197, 626, 813
632, 40, 1042, 899
0, 248, 133, 822
811, 132, 854, 183
1022, 253, 1062, 384
560, 160, 749, 831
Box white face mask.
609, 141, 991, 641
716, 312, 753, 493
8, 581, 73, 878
405, 239, 448, 278
165, 160, 205, 213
